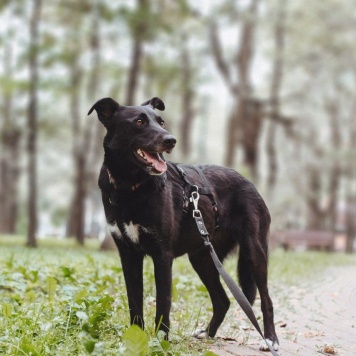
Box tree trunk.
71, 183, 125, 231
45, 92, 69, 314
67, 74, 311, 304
237, 0, 260, 181
26, 0, 42, 248
306, 166, 326, 230
66, 53, 83, 240
241, 98, 263, 180
345, 98, 356, 252
86, 4, 105, 241
210, 0, 260, 179
100, 234, 117, 251
66, 2, 102, 244
73, 153, 86, 245
0, 42, 21, 234
226, 98, 263, 179
265, 120, 278, 188
345, 195, 356, 253
209, 21, 239, 166
180, 36, 195, 156
266, 0, 287, 190
225, 108, 240, 167
126, 39, 143, 106
125, 0, 148, 105
236, 0, 259, 98
0, 130, 21, 234
325, 98, 342, 231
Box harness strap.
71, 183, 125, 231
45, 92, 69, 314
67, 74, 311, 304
173, 164, 220, 229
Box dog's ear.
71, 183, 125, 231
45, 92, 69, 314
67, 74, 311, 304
141, 97, 165, 111
88, 98, 119, 127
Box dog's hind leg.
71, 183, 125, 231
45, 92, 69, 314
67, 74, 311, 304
115, 239, 145, 330
189, 250, 230, 338
238, 220, 279, 351
238, 251, 257, 304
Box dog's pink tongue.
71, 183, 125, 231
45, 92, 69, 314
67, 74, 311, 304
143, 151, 167, 173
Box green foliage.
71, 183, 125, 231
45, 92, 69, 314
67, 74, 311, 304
268, 249, 356, 285
203, 352, 218, 356
1, 237, 355, 355
121, 325, 149, 356
0, 237, 216, 355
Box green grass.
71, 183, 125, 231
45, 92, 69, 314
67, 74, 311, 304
0, 236, 355, 355
268, 248, 356, 285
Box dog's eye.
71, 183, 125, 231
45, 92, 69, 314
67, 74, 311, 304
159, 119, 165, 127
135, 118, 145, 126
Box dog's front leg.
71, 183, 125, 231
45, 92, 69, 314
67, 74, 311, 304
152, 252, 173, 338
116, 239, 145, 330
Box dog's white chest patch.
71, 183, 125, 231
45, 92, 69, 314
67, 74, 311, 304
107, 222, 121, 238
123, 222, 140, 244
107, 221, 146, 244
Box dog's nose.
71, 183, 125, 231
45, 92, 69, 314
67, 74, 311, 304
163, 135, 176, 147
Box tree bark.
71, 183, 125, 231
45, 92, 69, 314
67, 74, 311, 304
65, 53, 83, 241
209, 20, 236, 94
236, 0, 259, 99
210, 0, 261, 180
180, 35, 195, 156
225, 107, 240, 167
345, 195, 356, 253
126, 39, 143, 106
345, 97, 356, 252
0, 42, 21, 234
125, 0, 148, 105
100, 234, 117, 251
266, 0, 287, 190
306, 166, 326, 230
0, 130, 21, 234
26, 0, 42, 247
66, 2, 102, 244
325, 97, 342, 231
86, 4, 105, 241
241, 98, 263, 180
237, 0, 260, 181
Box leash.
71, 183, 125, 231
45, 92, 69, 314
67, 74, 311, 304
189, 188, 279, 356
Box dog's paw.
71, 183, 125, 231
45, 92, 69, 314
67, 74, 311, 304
259, 338, 279, 352
192, 328, 209, 339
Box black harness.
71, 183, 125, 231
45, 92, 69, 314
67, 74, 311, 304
170, 163, 220, 230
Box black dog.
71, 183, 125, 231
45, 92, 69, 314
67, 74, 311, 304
88, 97, 279, 351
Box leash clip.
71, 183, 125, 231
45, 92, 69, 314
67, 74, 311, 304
190, 187, 201, 218
190, 187, 200, 214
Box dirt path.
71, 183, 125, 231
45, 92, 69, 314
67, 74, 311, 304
209, 265, 356, 355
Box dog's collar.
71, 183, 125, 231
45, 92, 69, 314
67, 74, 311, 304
107, 169, 144, 191
107, 169, 166, 192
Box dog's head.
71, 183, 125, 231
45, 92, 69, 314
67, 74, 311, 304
88, 97, 176, 176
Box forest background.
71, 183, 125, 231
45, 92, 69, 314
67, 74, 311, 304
0, 0, 355, 252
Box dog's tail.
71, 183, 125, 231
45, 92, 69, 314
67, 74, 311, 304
237, 247, 257, 305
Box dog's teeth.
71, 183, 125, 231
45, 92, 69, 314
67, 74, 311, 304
137, 149, 145, 159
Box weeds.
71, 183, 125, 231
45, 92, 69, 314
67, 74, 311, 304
0, 238, 355, 355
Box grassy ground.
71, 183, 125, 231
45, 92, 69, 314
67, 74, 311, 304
0, 236, 355, 355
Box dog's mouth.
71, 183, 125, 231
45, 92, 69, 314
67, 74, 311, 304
134, 148, 167, 175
